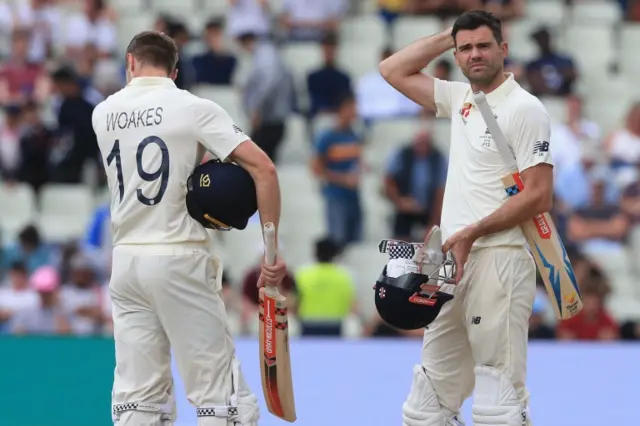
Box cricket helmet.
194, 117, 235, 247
186, 159, 258, 231
373, 228, 457, 330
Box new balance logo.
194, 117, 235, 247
471, 316, 482, 325
232, 124, 244, 134
533, 141, 550, 154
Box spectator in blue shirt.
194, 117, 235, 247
192, 18, 238, 86
306, 32, 352, 117
526, 26, 577, 97
383, 129, 447, 241
2, 225, 53, 275
311, 92, 363, 247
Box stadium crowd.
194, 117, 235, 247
1, 0, 640, 342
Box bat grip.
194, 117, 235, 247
263, 222, 277, 266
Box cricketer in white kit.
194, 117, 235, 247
380, 11, 554, 426
92, 31, 287, 426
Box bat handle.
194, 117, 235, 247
263, 222, 277, 266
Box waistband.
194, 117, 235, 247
113, 241, 210, 256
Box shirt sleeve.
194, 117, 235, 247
508, 100, 553, 173
190, 97, 250, 161
432, 78, 470, 119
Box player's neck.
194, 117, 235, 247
470, 72, 508, 96
130, 68, 171, 80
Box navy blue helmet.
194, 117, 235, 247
186, 159, 258, 231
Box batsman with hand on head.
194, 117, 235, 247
379, 10, 568, 426
92, 31, 287, 426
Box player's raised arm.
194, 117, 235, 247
378, 27, 455, 111
190, 98, 281, 236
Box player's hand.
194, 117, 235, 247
442, 225, 477, 284
257, 256, 287, 288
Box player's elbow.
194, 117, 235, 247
379, 58, 398, 82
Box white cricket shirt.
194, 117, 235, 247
92, 77, 249, 246
434, 73, 553, 248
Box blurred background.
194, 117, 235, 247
1, 0, 640, 424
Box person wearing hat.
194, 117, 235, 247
9, 265, 70, 335
92, 30, 286, 426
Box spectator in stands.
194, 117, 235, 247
16, 100, 55, 194
555, 148, 619, 211
621, 168, 640, 225
567, 171, 629, 257
433, 58, 452, 80
279, 0, 347, 42
237, 32, 293, 162
383, 129, 446, 241
0, 262, 38, 333
526, 27, 577, 97
226, 0, 272, 39
356, 47, 422, 122
528, 296, 555, 340
2, 225, 53, 275
482, 0, 526, 21
378, 0, 407, 27
167, 20, 195, 90
0, 0, 62, 63
557, 281, 619, 341
0, 28, 48, 106
294, 237, 357, 336
59, 254, 104, 335
551, 95, 602, 178
311, 92, 364, 247
620, 320, 640, 340
192, 18, 238, 86
0, 104, 24, 181
404, 0, 478, 18
605, 102, 640, 167
63, 0, 117, 59
72, 44, 106, 106
241, 248, 297, 334
306, 32, 352, 118
9, 265, 70, 335
48, 66, 99, 183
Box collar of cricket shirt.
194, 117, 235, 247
127, 77, 176, 88
479, 72, 518, 107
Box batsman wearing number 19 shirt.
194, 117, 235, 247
380, 11, 553, 426
93, 31, 287, 426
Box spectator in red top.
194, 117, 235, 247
557, 278, 618, 341
0, 28, 47, 105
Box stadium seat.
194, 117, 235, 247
338, 43, 380, 81
560, 25, 615, 76
116, 15, 156, 54
0, 183, 37, 245
150, 0, 198, 16
539, 96, 567, 125
190, 84, 248, 130
525, 0, 567, 27
391, 16, 442, 51
339, 15, 387, 52
503, 19, 543, 63
365, 118, 426, 171
619, 24, 640, 77
569, 1, 623, 25
360, 172, 392, 243
220, 220, 265, 279
110, 0, 145, 13
38, 184, 95, 243
339, 242, 386, 320
279, 114, 312, 165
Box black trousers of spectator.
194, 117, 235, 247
252, 122, 285, 163
393, 212, 429, 240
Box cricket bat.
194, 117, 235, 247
473, 91, 583, 320
258, 222, 296, 422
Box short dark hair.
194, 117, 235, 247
452, 10, 503, 45
315, 237, 341, 263
126, 31, 179, 74
205, 17, 225, 31
50, 66, 79, 85
321, 31, 339, 46
336, 91, 355, 109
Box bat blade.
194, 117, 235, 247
501, 170, 583, 320
258, 223, 297, 422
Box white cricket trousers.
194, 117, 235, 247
109, 243, 256, 426
408, 246, 536, 425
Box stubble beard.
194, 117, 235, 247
464, 63, 502, 87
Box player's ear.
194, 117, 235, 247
170, 68, 179, 81
501, 41, 509, 58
